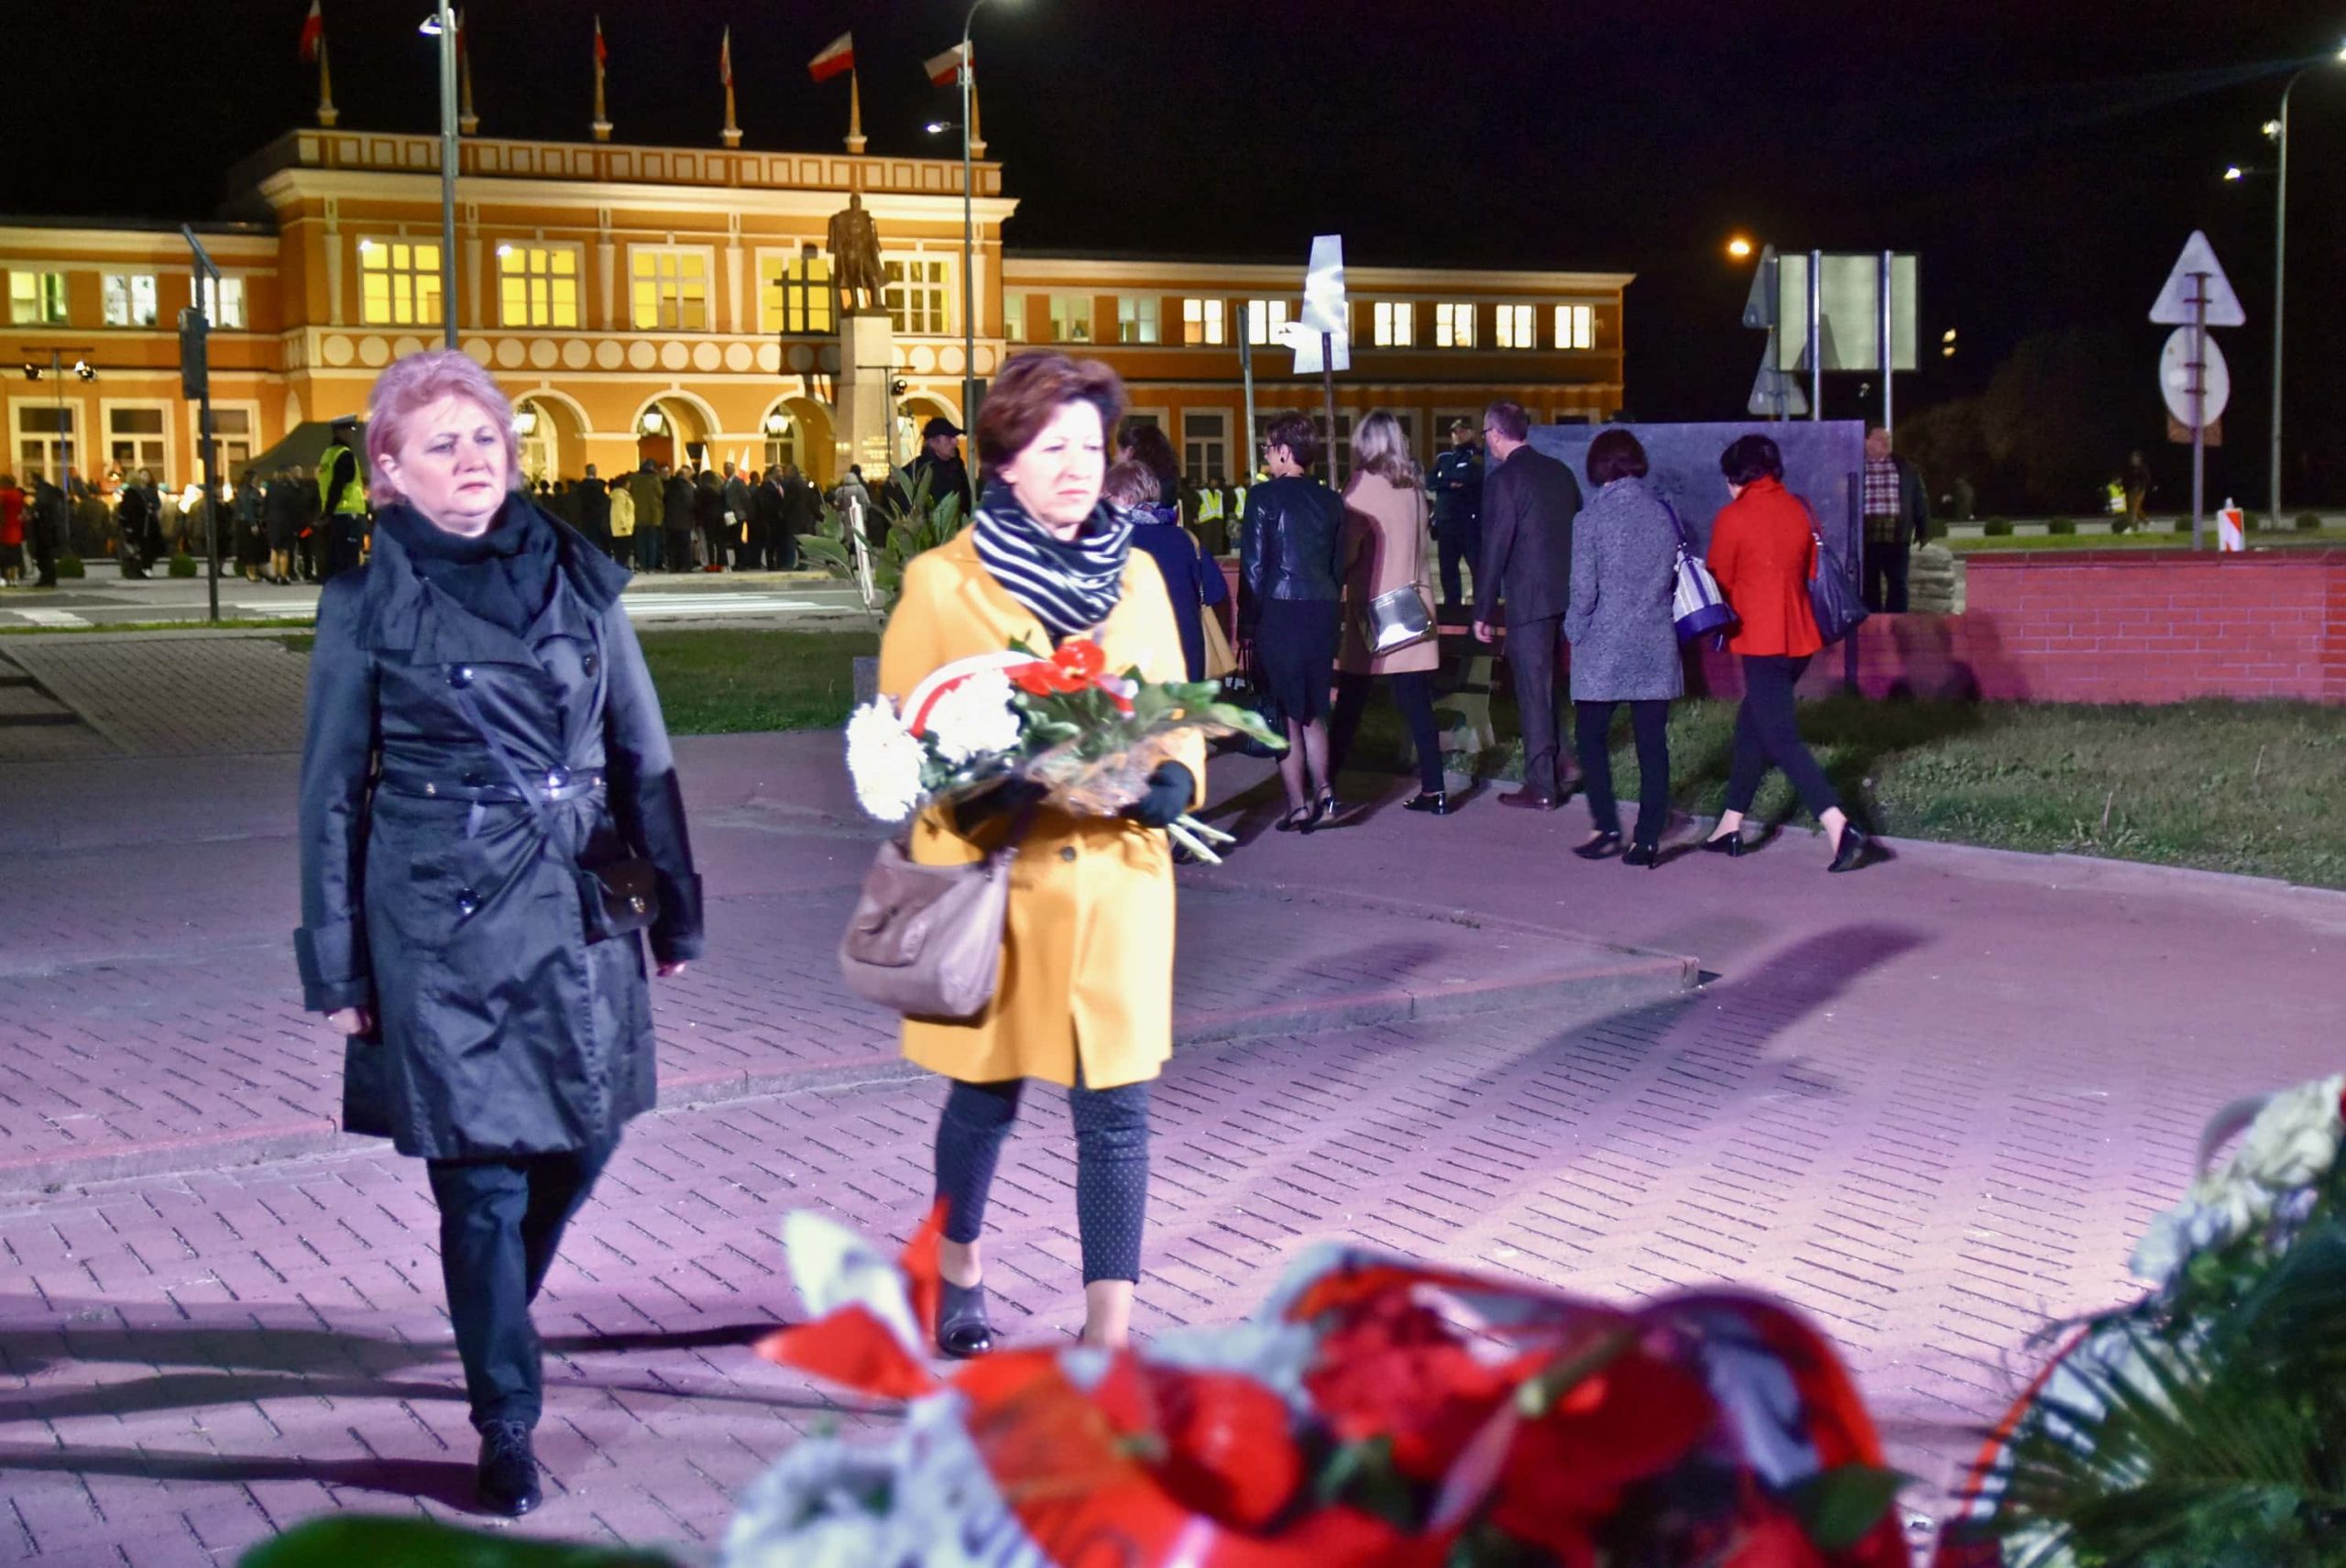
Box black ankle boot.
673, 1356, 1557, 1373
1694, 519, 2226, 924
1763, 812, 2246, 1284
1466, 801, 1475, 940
476, 1420, 542, 1517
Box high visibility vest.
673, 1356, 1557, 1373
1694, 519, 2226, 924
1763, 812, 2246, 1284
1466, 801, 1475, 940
1198, 490, 1224, 522
319, 444, 367, 515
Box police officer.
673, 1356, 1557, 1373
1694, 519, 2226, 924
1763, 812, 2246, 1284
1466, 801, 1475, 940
316, 416, 370, 582
1430, 417, 1485, 612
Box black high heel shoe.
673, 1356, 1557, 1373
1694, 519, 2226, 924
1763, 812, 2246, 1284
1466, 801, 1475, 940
1622, 842, 1661, 868
1572, 831, 1622, 861
937, 1277, 994, 1358
1303, 791, 1343, 833
1700, 830, 1746, 858
1827, 824, 1871, 873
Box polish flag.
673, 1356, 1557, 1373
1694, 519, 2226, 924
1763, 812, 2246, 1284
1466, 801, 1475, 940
807, 31, 854, 82
297, 0, 324, 61
923, 40, 970, 87
719, 26, 733, 87
455, 7, 466, 60
594, 14, 608, 69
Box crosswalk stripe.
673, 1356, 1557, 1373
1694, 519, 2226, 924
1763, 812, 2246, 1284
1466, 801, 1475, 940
11, 609, 89, 628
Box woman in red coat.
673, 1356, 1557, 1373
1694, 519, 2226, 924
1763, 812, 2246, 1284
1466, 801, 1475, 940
1701, 434, 1868, 872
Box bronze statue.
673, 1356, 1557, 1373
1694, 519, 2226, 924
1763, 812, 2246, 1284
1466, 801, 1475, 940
826, 192, 888, 316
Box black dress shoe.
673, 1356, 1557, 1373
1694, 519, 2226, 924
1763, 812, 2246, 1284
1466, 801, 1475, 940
476, 1420, 542, 1517
937, 1277, 994, 1359
1572, 831, 1623, 861
1401, 790, 1453, 816
1700, 831, 1746, 858
1496, 789, 1557, 811
1622, 843, 1661, 868
1274, 806, 1312, 833
1828, 824, 1871, 873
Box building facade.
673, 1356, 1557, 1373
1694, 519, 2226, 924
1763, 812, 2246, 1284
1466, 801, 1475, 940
3, 125, 1628, 494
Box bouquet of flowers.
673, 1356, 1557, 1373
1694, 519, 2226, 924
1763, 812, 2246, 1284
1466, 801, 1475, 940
1936, 1072, 2346, 1567
846, 638, 1283, 863
732, 1204, 1911, 1567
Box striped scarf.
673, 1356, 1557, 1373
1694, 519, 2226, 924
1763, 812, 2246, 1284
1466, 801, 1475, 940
970, 483, 1133, 641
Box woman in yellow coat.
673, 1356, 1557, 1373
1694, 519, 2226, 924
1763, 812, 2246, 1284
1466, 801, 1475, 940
877, 351, 1202, 1357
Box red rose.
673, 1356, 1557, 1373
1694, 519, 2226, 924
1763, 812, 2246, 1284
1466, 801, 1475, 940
1142, 1365, 1304, 1530
1489, 1347, 1716, 1548
1010, 658, 1085, 696
1055, 639, 1107, 678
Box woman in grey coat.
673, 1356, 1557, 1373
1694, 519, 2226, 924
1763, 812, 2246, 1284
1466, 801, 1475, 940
297, 350, 702, 1518
1562, 429, 1683, 866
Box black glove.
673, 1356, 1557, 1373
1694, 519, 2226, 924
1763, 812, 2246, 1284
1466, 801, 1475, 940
950, 775, 1048, 836
1123, 763, 1195, 829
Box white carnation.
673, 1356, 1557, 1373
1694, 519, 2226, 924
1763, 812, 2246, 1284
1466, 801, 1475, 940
2233, 1074, 2346, 1190
923, 670, 1024, 767
844, 700, 927, 823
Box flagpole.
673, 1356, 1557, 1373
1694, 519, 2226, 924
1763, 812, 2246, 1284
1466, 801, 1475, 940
318, 36, 337, 126
457, 10, 477, 134
959, 10, 984, 449
436, 1, 458, 350
592, 17, 611, 141
846, 67, 866, 154
720, 27, 741, 148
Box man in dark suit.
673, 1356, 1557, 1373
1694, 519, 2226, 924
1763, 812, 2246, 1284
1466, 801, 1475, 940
1473, 400, 1584, 809
573, 465, 613, 557
751, 465, 788, 570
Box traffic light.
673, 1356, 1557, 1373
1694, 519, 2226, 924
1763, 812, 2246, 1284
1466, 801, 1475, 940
178, 307, 209, 401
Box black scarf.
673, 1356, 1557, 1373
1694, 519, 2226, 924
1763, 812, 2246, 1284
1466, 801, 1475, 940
376, 493, 560, 636
970, 480, 1132, 640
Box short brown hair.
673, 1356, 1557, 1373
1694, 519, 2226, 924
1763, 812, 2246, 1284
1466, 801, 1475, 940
1484, 400, 1529, 443
974, 351, 1126, 471
1264, 410, 1321, 470
1100, 458, 1160, 508
1584, 428, 1649, 486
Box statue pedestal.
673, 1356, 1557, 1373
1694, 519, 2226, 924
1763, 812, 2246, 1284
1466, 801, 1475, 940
835, 310, 897, 481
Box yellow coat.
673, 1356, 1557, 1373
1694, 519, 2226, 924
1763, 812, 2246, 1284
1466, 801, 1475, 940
878, 531, 1205, 1091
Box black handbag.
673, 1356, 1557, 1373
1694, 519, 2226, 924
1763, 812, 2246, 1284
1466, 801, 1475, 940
1805, 512, 1869, 647
448, 678, 660, 945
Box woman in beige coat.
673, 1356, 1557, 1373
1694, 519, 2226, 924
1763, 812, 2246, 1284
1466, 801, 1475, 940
876, 352, 1202, 1359
1329, 411, 1450, 813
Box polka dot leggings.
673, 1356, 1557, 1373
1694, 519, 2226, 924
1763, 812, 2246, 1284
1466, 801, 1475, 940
933, 1074, 1150, 1285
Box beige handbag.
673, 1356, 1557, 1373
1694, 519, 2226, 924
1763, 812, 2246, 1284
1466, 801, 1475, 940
838, 832, 1022, 1020
1200, 609, 1239, 680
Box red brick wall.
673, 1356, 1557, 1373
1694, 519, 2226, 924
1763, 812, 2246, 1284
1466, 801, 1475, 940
1684, 552, 2346, 704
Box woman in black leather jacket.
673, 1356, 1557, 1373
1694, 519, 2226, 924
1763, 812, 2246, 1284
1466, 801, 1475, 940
1239, 411, 1349, 830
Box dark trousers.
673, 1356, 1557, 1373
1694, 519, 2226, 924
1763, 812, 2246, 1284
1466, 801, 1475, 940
1437, 518, 1480, 609
634, 524, 663, 573
1725, 655, 1839, 821
666, 527, 695, 572
322, 515, 366, 583
934, 1076, 1150, 1284
425, 1139, 614, 1431
698, 519, 729, 569
1329, 670, 1444, 793
1861, 533, 1910, 613
767, 529, 799, 571
1575, 699, 1672, 849
31, 534, 56, 587
1504, 615, 1565, 799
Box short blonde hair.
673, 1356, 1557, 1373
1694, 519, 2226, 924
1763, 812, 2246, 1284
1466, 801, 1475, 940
1354, 411, 1421, 488
1101, 458, 1160, 508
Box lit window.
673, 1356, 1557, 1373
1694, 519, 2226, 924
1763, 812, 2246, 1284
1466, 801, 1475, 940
103, 274, 159, 328
630, 247, 708, 332
108, 407, 168, 474
497, 244, 580, 329
885, 258, 949, 336
14, 404, 75, 482
1433, 302, 1476, 348
1180, 298, 1224, 345
9, 271, 68, 325
197, 277, 247, 329
1048, 292, 1092, 344
759, 253, 832, 335
1003, 292, 1027, 342
1372, 301, 1414, 347
1245, 299, 1291, 345
1496, 303, 1535, 349
1554, 303, 1595, 350
1116, 295, 1160, 345
206, 407, 255, 478
359, 238, 445, 327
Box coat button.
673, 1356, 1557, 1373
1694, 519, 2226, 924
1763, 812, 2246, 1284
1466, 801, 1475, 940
1058, 846, 1078, 862
455, 888, 480, 917
582, 653, 598, 675
448, 664, 475, 687
545, 767, 569, 789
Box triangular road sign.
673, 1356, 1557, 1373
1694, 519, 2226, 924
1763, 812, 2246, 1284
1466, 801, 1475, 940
1740, 244, 1780, 330
1749, 331, 1808, 417
2150, 230, 2245, 327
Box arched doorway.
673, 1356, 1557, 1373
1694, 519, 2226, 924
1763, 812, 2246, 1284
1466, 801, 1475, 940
631, 393, 717, 473
513, 394, 586, 487
897, 391, 962, 473
758, 396, 837, 487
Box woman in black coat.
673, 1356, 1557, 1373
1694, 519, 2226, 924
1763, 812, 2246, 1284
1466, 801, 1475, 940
297, 350, 703, 1518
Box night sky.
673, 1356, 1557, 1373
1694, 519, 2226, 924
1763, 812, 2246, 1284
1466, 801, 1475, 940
10, 0, 2346, 499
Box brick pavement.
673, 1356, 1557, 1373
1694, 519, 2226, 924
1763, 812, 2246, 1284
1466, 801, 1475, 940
0, 639, 308, 758
3, 729, 2344, 1563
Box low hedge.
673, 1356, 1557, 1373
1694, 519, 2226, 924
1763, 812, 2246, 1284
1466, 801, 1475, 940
168, 554, 198, 578
56, 554, 84, 579
2298, 513, 2325, 532
1982, 518, 2012, 537
2047, 517, 2077, 535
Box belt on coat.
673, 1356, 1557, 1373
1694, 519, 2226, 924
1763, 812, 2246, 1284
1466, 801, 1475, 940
377, 766, 607, 804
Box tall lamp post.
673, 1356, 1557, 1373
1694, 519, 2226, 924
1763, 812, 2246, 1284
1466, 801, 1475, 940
2266, 40, 2346, 535
958, 0, 1003, 448
421, 6, 460, 350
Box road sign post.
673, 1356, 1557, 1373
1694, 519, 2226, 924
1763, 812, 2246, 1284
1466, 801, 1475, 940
2150, 231, 2244, 551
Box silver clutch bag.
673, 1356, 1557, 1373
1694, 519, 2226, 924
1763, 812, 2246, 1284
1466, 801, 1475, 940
1365, 584, 1434, 652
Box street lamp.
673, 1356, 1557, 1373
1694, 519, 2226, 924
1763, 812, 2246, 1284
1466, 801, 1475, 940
419, 6, 457, 350
1726, 236, 1753, 260
2268, 39, 2346, 535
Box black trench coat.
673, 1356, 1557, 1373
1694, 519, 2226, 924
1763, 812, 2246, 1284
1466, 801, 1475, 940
295, 501, 705, 1160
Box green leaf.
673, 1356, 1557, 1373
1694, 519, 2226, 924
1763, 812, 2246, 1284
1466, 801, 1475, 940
1314, 1436, 1422, 1530
1785, 1464, 1909, 1552
239, 1516, 678, 1568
